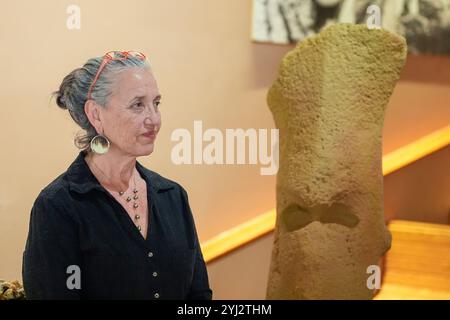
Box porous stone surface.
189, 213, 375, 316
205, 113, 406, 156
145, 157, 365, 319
266, 23, 406, 299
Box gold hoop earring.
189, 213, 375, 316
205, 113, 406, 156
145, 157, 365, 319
90, 134, 110, 154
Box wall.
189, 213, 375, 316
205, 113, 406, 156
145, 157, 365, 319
0, 1, 449, 294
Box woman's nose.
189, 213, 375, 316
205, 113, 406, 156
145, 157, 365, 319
144, 107, 160, 125
144, 104, 160, 119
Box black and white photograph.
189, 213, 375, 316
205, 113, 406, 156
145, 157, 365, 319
252, 0, 450, 54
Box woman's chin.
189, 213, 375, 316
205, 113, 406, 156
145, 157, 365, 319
135, 143, 155, 157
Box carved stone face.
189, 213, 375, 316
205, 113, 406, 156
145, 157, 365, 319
281, 202, 359, 232
266, 24, 406, 299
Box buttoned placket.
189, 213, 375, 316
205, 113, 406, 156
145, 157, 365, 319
146, 249, 160, 299
67, 151, 177, 299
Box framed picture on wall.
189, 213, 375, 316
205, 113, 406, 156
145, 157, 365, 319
252, 0, 450, 55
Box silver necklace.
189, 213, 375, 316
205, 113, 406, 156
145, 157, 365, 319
90, 159, 142, 232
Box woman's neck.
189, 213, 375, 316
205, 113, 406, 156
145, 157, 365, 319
84, 147, 137, 193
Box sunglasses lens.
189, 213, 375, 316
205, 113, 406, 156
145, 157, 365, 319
105, 51, 145, 61
127, 51, 146, 60
114, 51, 128, 59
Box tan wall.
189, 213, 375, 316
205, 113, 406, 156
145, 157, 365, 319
0, 0, 449, 296
384, 146, 450, 225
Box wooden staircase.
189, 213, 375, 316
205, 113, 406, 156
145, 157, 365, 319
375, 220, 450, 300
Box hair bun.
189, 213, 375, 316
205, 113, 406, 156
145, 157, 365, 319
55, 92, 68, 110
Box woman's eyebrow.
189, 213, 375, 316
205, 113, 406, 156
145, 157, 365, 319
129, 94, 162, 103
129, 95, 145, 103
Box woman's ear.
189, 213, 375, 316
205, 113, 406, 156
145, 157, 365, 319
84, 100, 103, 134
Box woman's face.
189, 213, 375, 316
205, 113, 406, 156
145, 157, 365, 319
99, 67, 162, 157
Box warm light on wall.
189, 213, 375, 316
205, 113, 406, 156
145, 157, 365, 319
201, 209, 276, 262
382, 125, 450, 175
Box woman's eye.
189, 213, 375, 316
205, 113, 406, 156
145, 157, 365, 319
131, 101, 160, 110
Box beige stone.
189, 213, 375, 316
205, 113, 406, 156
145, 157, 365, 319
266, 23, 407, 299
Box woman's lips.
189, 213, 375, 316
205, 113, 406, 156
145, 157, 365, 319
142, 131, 156, 140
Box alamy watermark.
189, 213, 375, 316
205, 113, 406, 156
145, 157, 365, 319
366, 4, 381, 30
366, 265, 381, 290
66, 265, 81, 290
66, 4, 81, 30
170, 121, 279, 176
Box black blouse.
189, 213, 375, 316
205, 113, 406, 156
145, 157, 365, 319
22, 150, 212, 300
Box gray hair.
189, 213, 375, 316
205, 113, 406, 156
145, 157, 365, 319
52, 52, 150, 151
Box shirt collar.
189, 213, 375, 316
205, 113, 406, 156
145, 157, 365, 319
67, 150, 176, 194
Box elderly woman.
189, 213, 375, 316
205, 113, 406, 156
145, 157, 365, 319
22, 51, 212, 300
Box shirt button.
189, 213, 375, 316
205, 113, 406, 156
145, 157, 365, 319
154, 293, 160, 299
152, 271, 158, 277
148, 252, 154, 258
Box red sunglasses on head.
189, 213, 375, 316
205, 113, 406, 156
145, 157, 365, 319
87, 51, 147, 100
